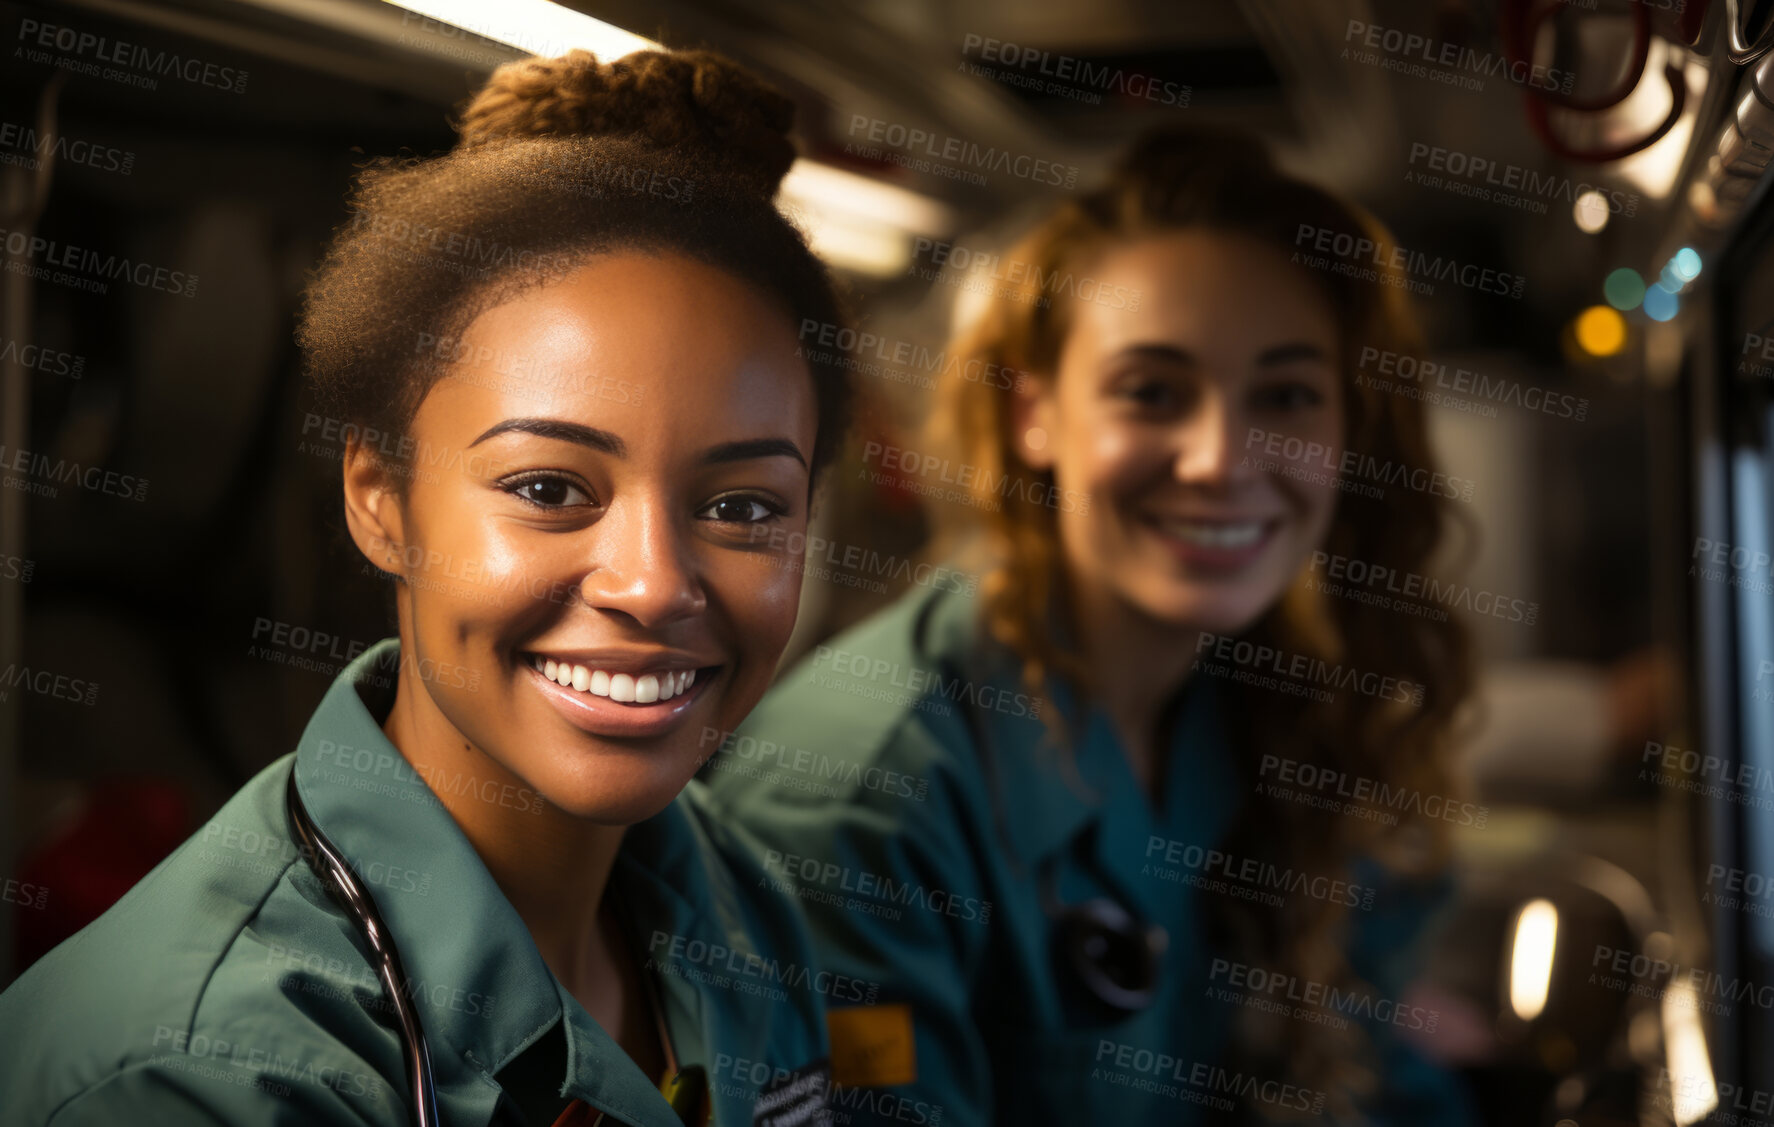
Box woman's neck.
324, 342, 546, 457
379, 657, 625, 993
1061, 576, 1204, 797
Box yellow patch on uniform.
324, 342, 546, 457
826, 1004, 916, 1087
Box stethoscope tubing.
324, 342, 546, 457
286, 771, 442, 1127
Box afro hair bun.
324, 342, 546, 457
454, 48, 798, 197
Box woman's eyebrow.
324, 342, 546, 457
701, 437, 807, 469
1257, 342, 1333, 366
1112, 343, 1194, 367
464, 419, 805, 469
468, 417, 627, 455
1109, 341, 1330, 367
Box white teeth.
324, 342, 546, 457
1157, 519, 1264, 548
528, 655, 705, 705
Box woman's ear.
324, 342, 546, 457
1008, 373, 1057, 472
342, 434, 408, 578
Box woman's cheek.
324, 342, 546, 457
739, 549, 804, 639
1089, 422, 1166, 494
465, 533, 582, 615
1274, 476, 1340, 557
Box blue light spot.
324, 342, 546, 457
1644, 283, 1679, 322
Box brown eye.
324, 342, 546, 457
1121, 380, 1177, 408
504, 474, 593, 508
1254, 382, 1326, 411
699, 495, 783, 524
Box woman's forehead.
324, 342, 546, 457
1063, 234, 1339, 362
408, 256, 816, 454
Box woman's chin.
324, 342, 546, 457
1141, 585, 1277, 638
542, 789, 683, 825
525, 764, 697, 824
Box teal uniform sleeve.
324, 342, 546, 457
1346, 862, 1478, 1127
40, 1060, 389, 1127
707, 714, 995, 1127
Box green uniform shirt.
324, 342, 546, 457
0, 641, 833, 1127
702, 582, 1475, 1126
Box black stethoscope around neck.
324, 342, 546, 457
952, 654, 1175, 1017
285, 771, 442, 1127
285, 770, 710, 1127
1039, 843, 1171, 1015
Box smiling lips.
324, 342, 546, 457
1152, 517, 1269, 548
1146, 515, 1280, 569
527, 655, 699, 704
522, 652, 717, 738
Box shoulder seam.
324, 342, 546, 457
51, 855, 308, 1123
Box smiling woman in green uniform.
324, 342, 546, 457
704, 129, 1481, 1125
0, 49, 854, 1127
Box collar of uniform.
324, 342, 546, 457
615, 788, 813, 1126
289, 639, 683, 1127
915, 583, 1098, 871
613, 784, 833, 1127
920, 583, 1240, 883
1086, 669, 1240, 928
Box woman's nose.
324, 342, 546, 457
1171, 397, 1258, 487
574, 494, 707, 628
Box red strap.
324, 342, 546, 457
549, 1100, 605, 1127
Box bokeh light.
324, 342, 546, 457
1604, 267, 1646, 310
1575, 306, 1627, 356
1573, 190, 1610, 233
1644, 283, 1680, 322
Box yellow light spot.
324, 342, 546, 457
1576, 306, 1627, 357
